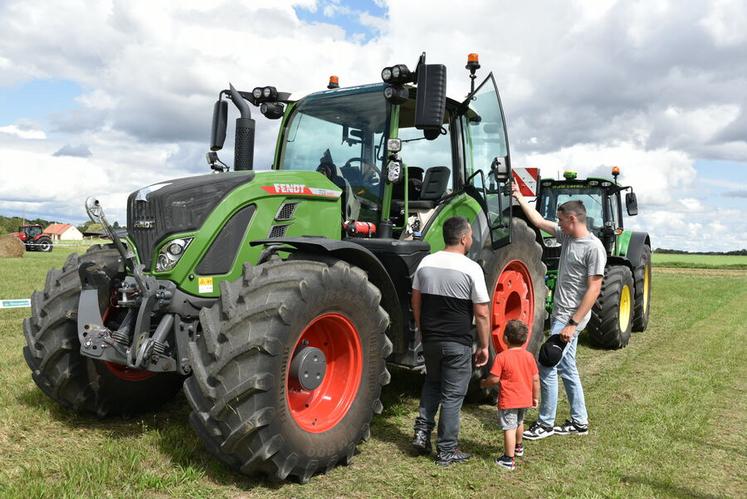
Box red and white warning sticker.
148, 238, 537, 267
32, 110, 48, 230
512, 168, 539, 197
261, 184, 341, 198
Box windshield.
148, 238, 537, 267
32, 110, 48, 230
279, 87, 388, 206
538, 186, 605, 232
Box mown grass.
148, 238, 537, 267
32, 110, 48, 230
653, 252, 747, 269
1, 246, 745, 497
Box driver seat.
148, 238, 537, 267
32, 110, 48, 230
409, 166, 450, 209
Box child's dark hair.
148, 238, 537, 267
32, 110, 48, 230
505, 320, 529, 346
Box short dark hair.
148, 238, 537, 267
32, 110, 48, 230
557, 200, 587, 222
443, 216, 470, 246
504, 320, 529, 346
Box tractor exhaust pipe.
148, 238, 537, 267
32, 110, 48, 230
229, 83, 255, 171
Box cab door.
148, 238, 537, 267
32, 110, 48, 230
460, 73, 512, 249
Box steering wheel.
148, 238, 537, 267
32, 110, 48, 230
343, 157, 381, 186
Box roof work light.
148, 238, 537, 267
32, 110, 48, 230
381, 64, 413, 85
563, 170, 578, 180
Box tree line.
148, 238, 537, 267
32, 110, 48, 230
654, 248, 747, 256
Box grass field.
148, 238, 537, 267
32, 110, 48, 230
1, 246, 746, 497
653, 252, 747, 269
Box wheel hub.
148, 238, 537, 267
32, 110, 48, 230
286, 313, 363, 433
290, 346, 327, 391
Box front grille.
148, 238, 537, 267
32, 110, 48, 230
269, 225, 288, 238
275, 202, 297, 221
127, 172, 254, 268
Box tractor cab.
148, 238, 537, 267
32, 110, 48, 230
274, 56, 513, 252
18, 224, 43, 241
536, 168, 638, 264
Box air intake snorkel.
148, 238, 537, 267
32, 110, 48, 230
229, 83, 255, 171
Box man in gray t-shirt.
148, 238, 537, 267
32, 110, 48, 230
511, 182, 606, 440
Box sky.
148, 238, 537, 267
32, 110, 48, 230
0, 0, 745, 252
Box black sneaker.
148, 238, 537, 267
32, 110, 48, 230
523, 421, 555, 440
435, 449, 471, 466
495, 455, 515, 470
411, 430, 432, 455
514, 444, 524, 457
553, 419, 589, 435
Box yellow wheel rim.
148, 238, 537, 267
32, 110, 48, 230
619, 284, 632, 332
643, 263, 651, 313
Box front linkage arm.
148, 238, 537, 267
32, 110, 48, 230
78, 197, 177, 372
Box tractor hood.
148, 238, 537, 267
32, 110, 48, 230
127, 170, 343, 270
127, 171, 256, 267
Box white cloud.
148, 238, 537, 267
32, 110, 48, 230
701, 0, 747, 47
0, 125, 46, 140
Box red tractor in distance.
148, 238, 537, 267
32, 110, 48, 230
14, 224, 53, 252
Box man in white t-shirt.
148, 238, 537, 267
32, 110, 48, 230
410, 216, 491, 466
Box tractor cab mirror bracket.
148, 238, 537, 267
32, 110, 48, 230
625, 191, 638, 216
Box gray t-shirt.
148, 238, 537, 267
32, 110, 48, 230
551, 226, 607, 328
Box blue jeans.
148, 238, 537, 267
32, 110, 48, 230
413, 341, 472, 454
538, 321, 588, 426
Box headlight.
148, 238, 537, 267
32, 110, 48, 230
156, 237, 192, 272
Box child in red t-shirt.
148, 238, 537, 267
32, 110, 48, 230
480, 320, 540, 470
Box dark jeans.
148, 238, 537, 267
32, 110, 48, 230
413, 341, 472, 454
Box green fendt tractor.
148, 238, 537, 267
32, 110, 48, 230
23, 53, 547, 482
534, 168, 652, 349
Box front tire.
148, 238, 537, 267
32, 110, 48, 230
587, 265, 634, 349
185, 258, 391, 482
23, 245, 183, 416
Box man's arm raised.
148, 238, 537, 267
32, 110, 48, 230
511, 181, 557, 234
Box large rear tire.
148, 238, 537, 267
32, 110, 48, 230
470, 217, 548, 402
184, 258, 391, 483
632, 245, 652, 332
587, 265, 634, 349
23, 245, 183, 416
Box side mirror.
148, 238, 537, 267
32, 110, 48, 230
491, 157, 510, 183
210, 100, 228, 151
626, 191, 638, 216
415, 64, 447, 140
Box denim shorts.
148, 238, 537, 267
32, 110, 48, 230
499, 408, 527, 430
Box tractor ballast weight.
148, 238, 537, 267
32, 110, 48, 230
25, 53, 548, 482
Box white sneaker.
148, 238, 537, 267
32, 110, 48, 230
522, 421, 555, 440
553, 419, 589, 435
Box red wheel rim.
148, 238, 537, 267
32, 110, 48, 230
286, 313, 363, 433
101, 306, 155, 382
491, 260, 535, 352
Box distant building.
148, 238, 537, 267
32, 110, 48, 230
44, 223, 83, 241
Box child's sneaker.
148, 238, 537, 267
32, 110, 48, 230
553, 419, 589, 435
495, 455, 515, 470
523, 421, 554, 440
514, 444, 524, 457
